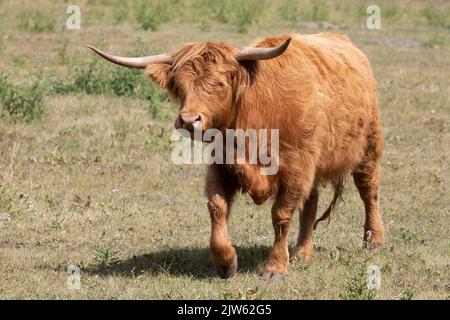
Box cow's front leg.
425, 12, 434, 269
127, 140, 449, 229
205, 165, 238, 279
262, 161, 315, 281
292, 187, 318, 264
261, 194, 295, 281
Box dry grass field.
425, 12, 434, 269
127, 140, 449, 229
0, 0, 449, 299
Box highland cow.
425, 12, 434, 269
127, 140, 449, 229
88, 33, 384, 280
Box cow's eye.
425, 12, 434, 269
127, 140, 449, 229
171, 84, 184, 98
216, 81, 225, 89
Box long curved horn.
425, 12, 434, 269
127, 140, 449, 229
86, 45, 173, 69
235, 37, 292, 61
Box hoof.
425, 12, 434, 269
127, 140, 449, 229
215, 254, 238, 279
291, 249, 313, 265
260, 271, 286, 282
363, 230, 384, 250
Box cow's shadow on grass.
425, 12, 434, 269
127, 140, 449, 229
85, 245, 272, 279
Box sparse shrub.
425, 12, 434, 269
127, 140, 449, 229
12, 55, 26, 67
290, 0, 329, 23
341, 262, 377, 300
279, 1, 301, 22
422, 33, 445, 48
238, 287, 268, 300
422, 6, 448, 28
235, 7, 255, 33
93, 247, 120, 268
199, 19, 211, 32
232, 0, 266, 33
0, 74, 45, 122
146, 126, 171, 152
109, 39, 153, 98
56, 37, 70, 65
0, 178, 30, 216
383, 4, 402, 23
110, 67, 144, 97
150, 100, 162, 119
398, 227, 420, 242
53, 39, 149, 96
146, 85, 170, 120
50, 57, 108, 95
17, 10, 55, 32
113, 117, 129, 142
213, 4, 229, 24
50, 39, 171, 118
0, 24, 3, 54
50, 216, 65, 230
309, 0, 329, 22
48, 76, 73, 96
52, 63, 167, 112
400, 288, 415, 300
356, 3, 367, 18
113, 2, 130, 23
61, 58, 144, 98
72, 59, 110, 95
135, 1, 170, 31
61, 138, 81, 153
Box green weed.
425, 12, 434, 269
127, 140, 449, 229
93, 247, 120, 268
341, 260, 377, 300
0, 74, 45, 122
135, 1, 170, 31
400, 288, 415, 300
422, 6, 448, 28
17, 10, 55, 32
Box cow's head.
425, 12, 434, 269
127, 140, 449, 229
86, 38, 291, 133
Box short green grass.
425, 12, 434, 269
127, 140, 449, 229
0, 0, 449, 299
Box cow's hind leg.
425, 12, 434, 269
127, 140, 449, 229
354, 113, 384, 248
353, 162, 384, 248
205, 165, 239, 279
292, 187, 318, 264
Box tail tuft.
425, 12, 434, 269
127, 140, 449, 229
314, 176, 345, 229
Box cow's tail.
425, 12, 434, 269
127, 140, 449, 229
314, 176, 345, 229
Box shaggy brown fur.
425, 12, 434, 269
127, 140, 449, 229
146, 33, 384, 280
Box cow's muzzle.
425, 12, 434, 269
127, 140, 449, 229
177, 113, 203, 131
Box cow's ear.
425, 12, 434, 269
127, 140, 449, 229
145, 64, 171, 89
